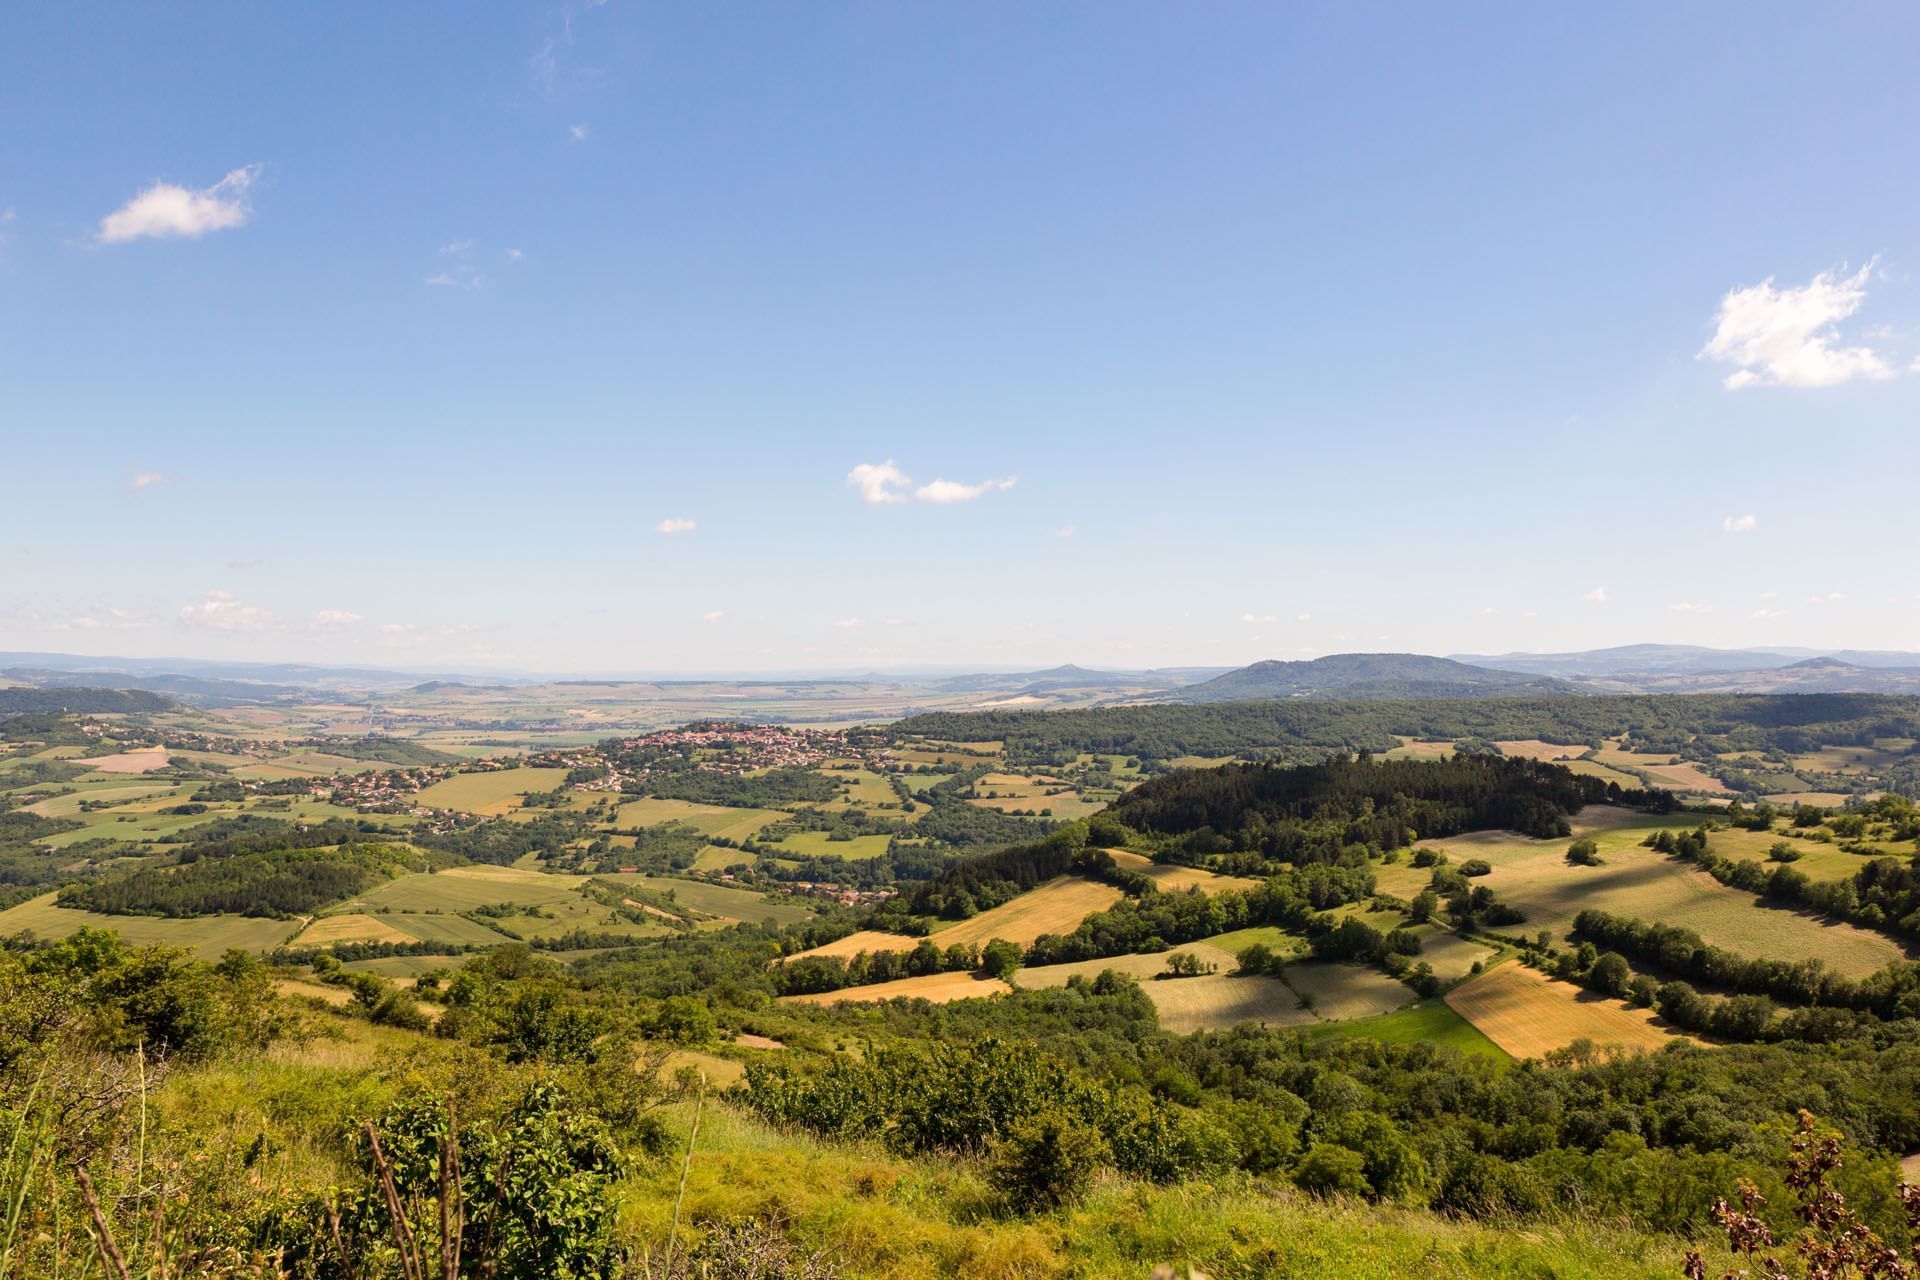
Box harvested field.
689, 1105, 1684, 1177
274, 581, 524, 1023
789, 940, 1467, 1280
927, 876, 1122, 949
1103, 849, 1260, 896
1281, 961, 1414, 1022
290, 913, 417, 946
1495, 740, 1590, 762
274, 978, 353, 1006
1446, 963, 1689, 1058
1405, 925, 1500, 982
350, 865, 584, 913
594, 874, 817, 925
1637, 760, 1734, 794
784, 930, 923, 962
75, 746, 172, 774
781, 971, 1011, 1006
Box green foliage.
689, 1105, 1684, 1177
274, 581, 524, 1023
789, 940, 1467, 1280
1568, 837, 1603, 865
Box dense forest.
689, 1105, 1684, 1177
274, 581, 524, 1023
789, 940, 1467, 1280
0, 686, 172, 715
56, 844, 421, 918
1110, 753, 1665, 856
898, 693, 1920, 766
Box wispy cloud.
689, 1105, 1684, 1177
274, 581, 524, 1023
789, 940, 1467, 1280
1700, 262, 1893, 390
179, 589, 278, 632
834, 617, 864, 629
1240, 613, 1278, 624
1055, 523, 1077, 539
99, 165, 260, 243
569, 124, 590, 143
425, 240, 484, 289
1668, 601, 1713, 613
915, 476, 1017, 504
128, 471, 169, 491
1722, 513, 1758, 534
847, 460, 911, 504
700, 610, 725, 624
1584, 586, 1608, 603
655, 517, 697, 534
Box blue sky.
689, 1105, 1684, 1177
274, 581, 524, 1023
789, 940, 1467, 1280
3, 2, 1917, 674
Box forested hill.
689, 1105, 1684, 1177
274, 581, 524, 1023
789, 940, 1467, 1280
0, 685, 172, 715
895, 693, 1920, 767
1109, 754, 1660, 849
1162, 653, 1579, 702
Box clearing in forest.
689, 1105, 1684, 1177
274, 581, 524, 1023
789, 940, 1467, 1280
1102, 849, 1261, 896
1445, 963, 1688, 1058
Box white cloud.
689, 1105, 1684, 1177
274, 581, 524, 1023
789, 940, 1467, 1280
1479, 607, 1499, 616
655, 517, 697, 534
1753, 609, 1786, 619
1241, 613, 1278, 624
847, 461, 911, 504
1296, 613, 1312, 622
700, 610, 725, 624
834, 617, 864, 629
1584, 587, 1608, 603
1808, 591, 1847, 603
569, 124, 590, 142
1055, 523, 1078, 539
1722, 513, 1758, 534
128, 471, 169, 490
884, 617, 907, 627
310, 609, 363, 632
98, 165, 260, 243
1700, 262, 1893, 389
1668, 601, 1713, 613
179, 590, 278, 632
505, 247, 524, 263
915, 475, 1017, 504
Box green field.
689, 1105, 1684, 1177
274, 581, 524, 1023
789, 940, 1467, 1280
593, 874, 818, 926
413, 767, 570, 815
761, 831, 895, 860
1303, 999, 1511, 1061
347, 865, 587, 913
613, 797, 785, 841
0, 892, 299, 958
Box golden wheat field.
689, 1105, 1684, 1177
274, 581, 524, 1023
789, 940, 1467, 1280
1445, 962, 1688, 1058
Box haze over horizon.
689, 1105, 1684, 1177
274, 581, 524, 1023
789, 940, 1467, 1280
6, 4, 1919, 671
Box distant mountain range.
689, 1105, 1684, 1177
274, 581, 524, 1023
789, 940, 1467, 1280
6, 644, 1920, 711
1159, 653, 1578, 703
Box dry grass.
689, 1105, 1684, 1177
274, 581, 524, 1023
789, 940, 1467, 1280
1445, 963, 1688, 1058
783, 929, 922, 962
1103, 849, 1261, 896
780, 971, 1012, 1006
1381, 738, 1454, 761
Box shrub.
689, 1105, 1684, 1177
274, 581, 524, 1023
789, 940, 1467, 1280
1459, 858, 1492, 877
990, 1109, 1109, 1212
1567, 838, 1602, 866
